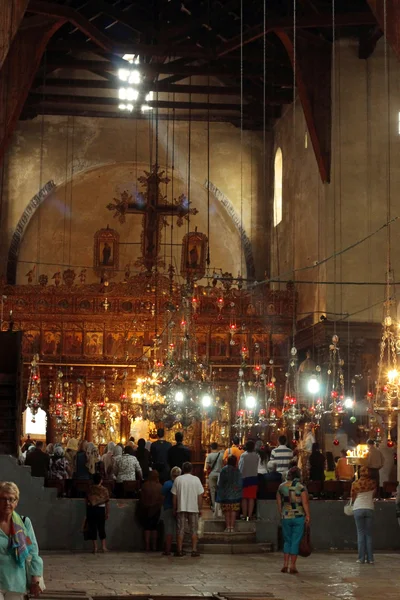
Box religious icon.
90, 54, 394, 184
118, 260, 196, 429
22, 330, 40, 354
210, 334, 228, 358
64, 330, 83, 355
180, 230, 208, 280
126, 332, 144, 357
42, 331, 62, 356
85, 332, 104, 356
105, 332, 125, 357
93, 226, 119, 278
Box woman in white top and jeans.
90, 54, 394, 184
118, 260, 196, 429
351, 466, 376, 564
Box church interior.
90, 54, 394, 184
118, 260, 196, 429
1, 0, 400, 487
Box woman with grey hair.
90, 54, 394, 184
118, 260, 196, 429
0, 481, 44, 598
49, 445, 70, 480
161, 466, 181, 555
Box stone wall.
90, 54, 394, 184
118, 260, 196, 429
0, 116, 271, 284
0, 455, 143, 551
257, 499, 400, 551
271, 38, 400, 323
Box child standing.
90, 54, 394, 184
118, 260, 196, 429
86, 473, 110, 553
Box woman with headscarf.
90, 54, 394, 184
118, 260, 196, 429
86, 442, 100, 476
138, 470, 163, 551
49, 446, 70, 480
0, 481, 44, 597
111, 445, 123, 479
351, 466, 376, 564
102, 442, 116, 478
45, 443, 54, 456
65, 438, 79, 476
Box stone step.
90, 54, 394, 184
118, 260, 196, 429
195, 542, 273, 554
200, 531, 257, 544
201, 519, 257, 534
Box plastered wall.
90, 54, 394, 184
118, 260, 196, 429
271, 38, 400, 323
1, 116, 271, 284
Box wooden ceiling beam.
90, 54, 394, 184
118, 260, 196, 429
366, 0, 400, 62
275, 29, 331, 183
28, 92, 250, 112
21, 105, 276, 128
218, 12, 377, 57
33, 78, 244, 96
27, 0, 114, 50
0, 15, 65, 163
42, 57, 284, 79
0, 0, 30, 69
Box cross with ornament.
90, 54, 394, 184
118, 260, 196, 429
107, 165, 198, 273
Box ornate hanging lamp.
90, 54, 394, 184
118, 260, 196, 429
26, 354, 42, 421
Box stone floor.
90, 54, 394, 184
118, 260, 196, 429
42, 551, 400, 600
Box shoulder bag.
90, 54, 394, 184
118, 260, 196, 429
299, 523, 312, 557
344, 500, 353, 516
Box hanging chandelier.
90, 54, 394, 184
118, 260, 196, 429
139, 282, 215, 427
283, 346, 301, 440
26, 354, 42, 421
373, 312, 400, 444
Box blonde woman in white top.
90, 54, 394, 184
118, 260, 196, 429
351, 466, 376, 564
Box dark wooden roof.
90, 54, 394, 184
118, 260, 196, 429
18, 0, 379, 130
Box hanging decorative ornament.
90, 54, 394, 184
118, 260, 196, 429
283, 346, 300, 438
373, 309, 400, 438
25, 354, 42, 421
333, 438, 340, 446
216, 294, 224, 319
229, 303, 237, 345
325, 335, 345, 431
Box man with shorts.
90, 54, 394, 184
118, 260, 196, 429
171, 461, 204, 557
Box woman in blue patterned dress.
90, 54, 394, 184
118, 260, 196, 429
276, 466, 310, 574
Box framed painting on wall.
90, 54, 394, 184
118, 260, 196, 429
180, 230, 208, 281
93, 226, 119, 278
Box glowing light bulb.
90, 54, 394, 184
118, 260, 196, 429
175, 391, 184, 403
344, 397, 354, 409
128, 70, 141, 84
118, 69, 129, 82
201, 395, 212, 408
388, 369, 398, 383
245, 395, 256, 409
307, 376, 320, 394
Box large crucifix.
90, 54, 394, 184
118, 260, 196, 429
106, 165, 198, 273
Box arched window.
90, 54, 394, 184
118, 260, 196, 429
273, 147, 283, 227
23, 407, 47, 437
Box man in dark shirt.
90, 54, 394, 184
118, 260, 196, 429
25, 441, 50, 477
150, 428, 172, 483
168, 431, 191, 470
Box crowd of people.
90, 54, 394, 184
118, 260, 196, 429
19, 429, 191, 494
9, 429, 395, 576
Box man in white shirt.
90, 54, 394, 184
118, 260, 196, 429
171, 461, 204, 557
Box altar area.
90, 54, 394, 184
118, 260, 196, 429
2, 271, 295, 459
